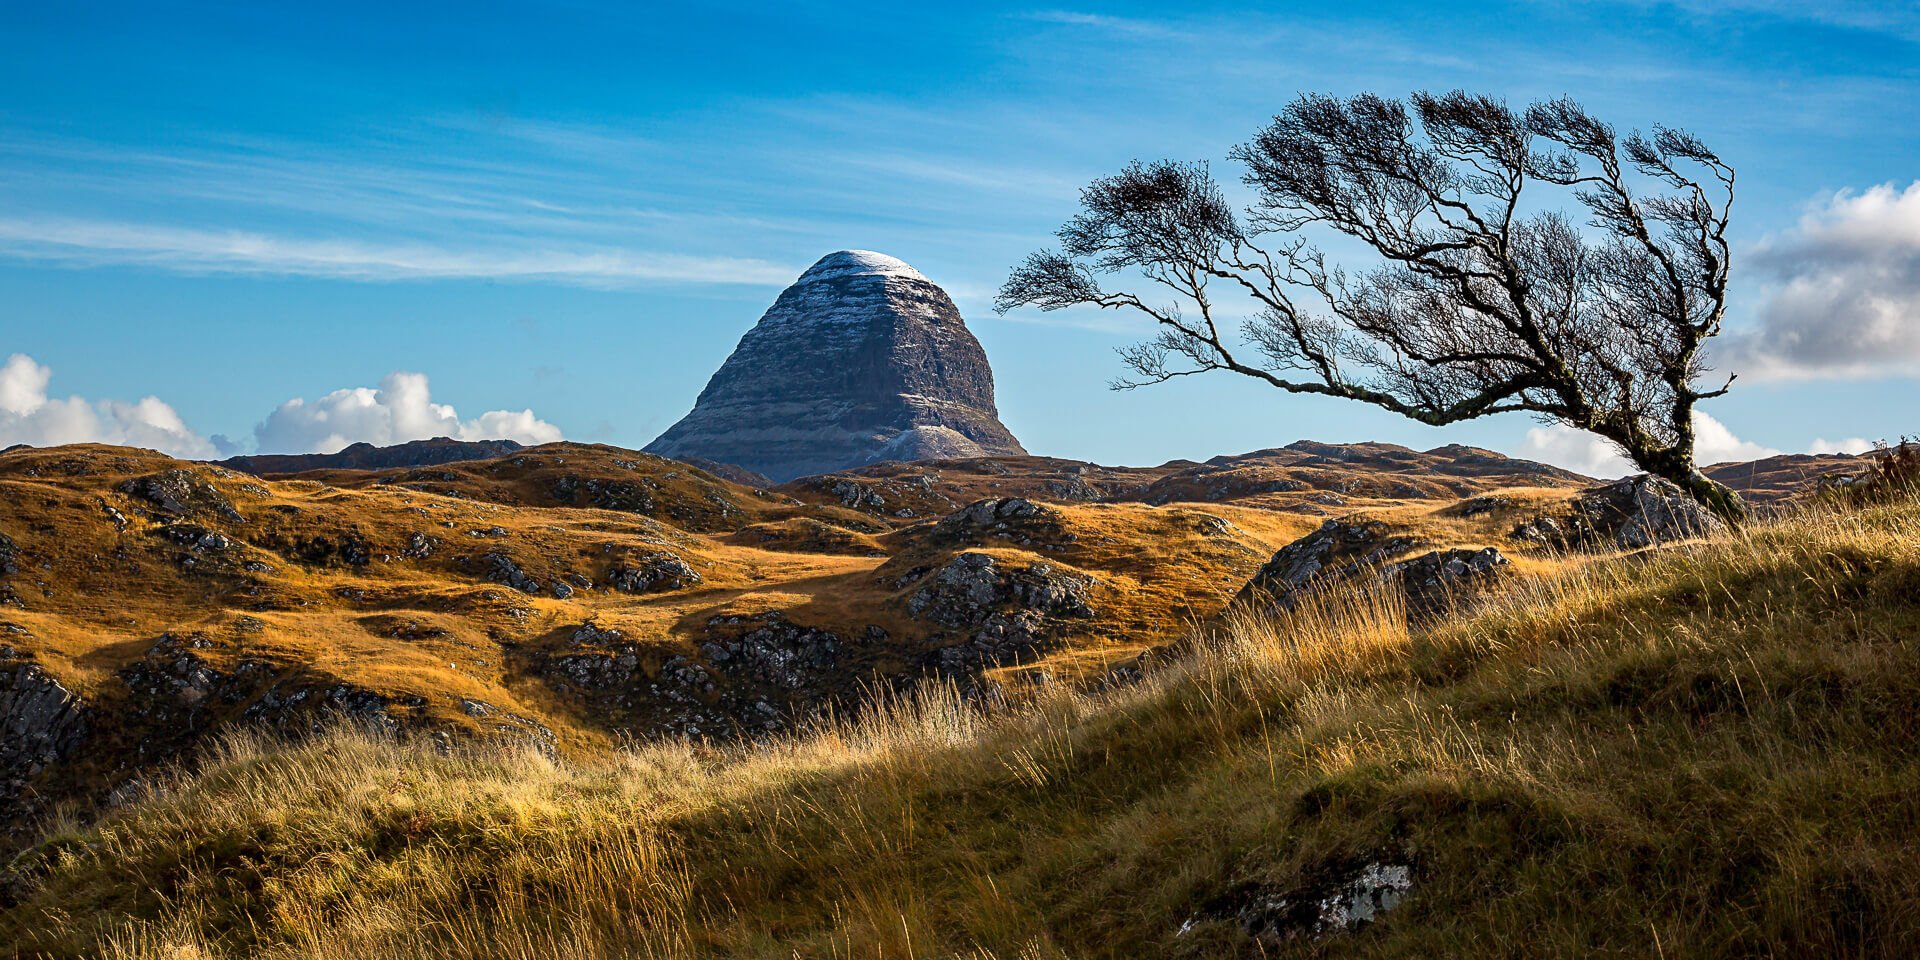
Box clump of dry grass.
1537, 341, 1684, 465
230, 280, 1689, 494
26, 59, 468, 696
6, 496, 1920, 959
1829, 439, 1920, 506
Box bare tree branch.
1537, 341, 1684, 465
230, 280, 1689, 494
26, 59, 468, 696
997, 91, 1747, 519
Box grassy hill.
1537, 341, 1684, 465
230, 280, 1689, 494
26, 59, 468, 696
0, 439, 1608, 835
5, 491, 1916, 958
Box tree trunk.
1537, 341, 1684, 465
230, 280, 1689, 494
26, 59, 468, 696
1677, 469, 1748, 523
1637, 453, 1750, 524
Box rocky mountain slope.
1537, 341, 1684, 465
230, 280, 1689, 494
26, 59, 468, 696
644, 250, 1026, 481
0, 437, 1871, 846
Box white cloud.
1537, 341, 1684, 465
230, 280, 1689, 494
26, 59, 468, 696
1809, 436, 1874, 455
253, 371, 563, 454
1691, 412, 1785, 466
1, 355, 562, 459
0, 217, 799, 288
1718, 181, 1920, 381
1518, 411, 1784, 478
0, 353, 217, 458
1519, 423, 1634, 478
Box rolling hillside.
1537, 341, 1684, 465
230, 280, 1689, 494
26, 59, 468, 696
2, 481, 1914, 958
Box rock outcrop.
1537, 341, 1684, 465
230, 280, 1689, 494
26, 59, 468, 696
1, 652, 88, 833
1233, 517, 1510, 620
1188, 856, 1415, 945
1512, 475, 1725, 551
646, 251, 1025, 482
906, 552, 1097, 673
1234, 517, 1426, 608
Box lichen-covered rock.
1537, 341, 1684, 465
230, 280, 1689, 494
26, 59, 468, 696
699, 614, 842, 692
1, 655, 89, 831
485, 552, 541, 595
1512, 475, 1725, 551
1385, 546, 1511, 618
929, 498, 1075, 550
909, 553, 1094, 628
117, 469, 243, 522
1234, 518, 1508, 621
551, 474, 657, 515
403, 532, 436, 559
1234, 517, 1425, 609
908, 552, 1096, 671
811, 477, 889, 512
608, 553, 702, 594
1187, 858, 1415, 945
645, 251, 1025, 481
116, 632, 552, 759
541, 613, 853, 738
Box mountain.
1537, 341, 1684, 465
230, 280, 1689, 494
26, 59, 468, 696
644, 250, 1026, 482
216, 437, 524, 475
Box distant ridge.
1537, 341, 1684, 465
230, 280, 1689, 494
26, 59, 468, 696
216, 437, 525, 475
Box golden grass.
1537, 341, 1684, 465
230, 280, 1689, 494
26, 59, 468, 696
6, 495, 1920, 958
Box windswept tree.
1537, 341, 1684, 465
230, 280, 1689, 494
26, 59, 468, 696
998, 92, 1746, 519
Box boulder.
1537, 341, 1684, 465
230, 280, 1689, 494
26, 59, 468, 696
930, 497, 1074, 550
1512, 475, 1725, 551
1385, 546, 1511, 618
908, 552, 1096, 671
1235, 518, 1509, 621
608, 552, 702, 594
1187, 857, 1415, 945
484, 553, 541, 595
1234, 517, 1425, 609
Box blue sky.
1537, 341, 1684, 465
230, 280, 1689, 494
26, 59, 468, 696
2, 1, 1917, 470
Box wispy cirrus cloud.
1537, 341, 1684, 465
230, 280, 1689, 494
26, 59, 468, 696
1020, 10, 1190, 38
0, 217, 798, 286
1611, 0, 1920, 42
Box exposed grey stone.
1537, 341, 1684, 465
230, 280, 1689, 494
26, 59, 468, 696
117, 469, 243, 522
645, 251, 1025, 481
1384, 546, 1511, 618
1186, 859, 1414, 944
1235, 517, 1424, 608
909, 552, 1096, 670
608, 552, 701, 594
403, 532, 437, 559
485, 553, 541, 595
930, 497, 1074, 549
1, 657, 89, 828
1512, 475, 1726, 551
